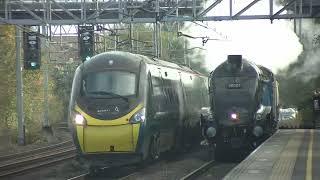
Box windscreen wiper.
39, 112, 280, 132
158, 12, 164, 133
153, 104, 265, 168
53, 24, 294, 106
89, 91, 129, 102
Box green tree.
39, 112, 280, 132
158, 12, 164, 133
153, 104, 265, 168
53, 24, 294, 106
0, 25, 16, 143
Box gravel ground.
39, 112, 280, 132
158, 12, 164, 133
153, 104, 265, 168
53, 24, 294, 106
8, 148, 211, 180
5, 146, 241, 180
0, 126, 72, 156
6, 158, 86, 180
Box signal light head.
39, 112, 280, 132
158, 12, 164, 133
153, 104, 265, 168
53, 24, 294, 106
30, 62, 37, 67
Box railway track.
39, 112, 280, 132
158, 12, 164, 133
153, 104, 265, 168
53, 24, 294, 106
179, 160, 215, 180
67, 172, 89, 180
0, 140, 76, 177
119, 160, 216, 180
68, 166, 136, 180
68, 149, 216, 180
68, 160, 216, 180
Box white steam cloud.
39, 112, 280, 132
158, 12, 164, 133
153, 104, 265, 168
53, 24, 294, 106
287, 20, 320, 81
185, 0, 303, 73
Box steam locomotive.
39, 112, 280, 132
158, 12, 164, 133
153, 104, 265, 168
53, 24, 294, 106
201, 55, 279, 158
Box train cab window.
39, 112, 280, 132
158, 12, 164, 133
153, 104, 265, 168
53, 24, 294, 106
82, 71, 137, 97
261, 83, 272, 106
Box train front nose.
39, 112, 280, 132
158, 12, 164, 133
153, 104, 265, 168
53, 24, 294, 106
81, 124, 138, 153
73, 105, 144, 154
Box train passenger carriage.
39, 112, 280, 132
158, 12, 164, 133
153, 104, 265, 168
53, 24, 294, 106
68, 51, 209, 170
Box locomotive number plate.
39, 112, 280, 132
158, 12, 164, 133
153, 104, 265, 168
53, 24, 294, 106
227, 83, 241, 89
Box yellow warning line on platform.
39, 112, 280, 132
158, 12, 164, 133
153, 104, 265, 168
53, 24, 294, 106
306, 129, 314, 180
269, 130, 304, 180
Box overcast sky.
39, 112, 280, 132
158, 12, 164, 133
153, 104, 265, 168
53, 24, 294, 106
185, 0, 303, 73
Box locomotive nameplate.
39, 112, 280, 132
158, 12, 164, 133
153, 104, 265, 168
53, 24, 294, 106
227, 83, 241, 89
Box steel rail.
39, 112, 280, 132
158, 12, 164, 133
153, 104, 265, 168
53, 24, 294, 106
67, 172, 89, 180
179, 160, 215, 180
0, 140, 73, 162
0, 153, 76, 177
0, 142, 76, 177
68, 166, 138, 180
118, 172, 138, 180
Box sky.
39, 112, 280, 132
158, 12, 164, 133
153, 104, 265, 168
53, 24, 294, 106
185, 0, 303, 73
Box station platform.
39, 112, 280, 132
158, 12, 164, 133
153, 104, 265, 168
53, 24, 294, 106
224, 129, 320, 180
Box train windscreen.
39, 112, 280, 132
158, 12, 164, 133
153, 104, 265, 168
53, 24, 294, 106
82, 71, 137, 97
77, 71, 138, 119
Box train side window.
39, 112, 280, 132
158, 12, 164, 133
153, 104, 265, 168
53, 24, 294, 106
208, 77, 212, 92
151, 75, 165, 112
261, 83, 272, 106
162, 78, 172, 105
147, 73, 153, 98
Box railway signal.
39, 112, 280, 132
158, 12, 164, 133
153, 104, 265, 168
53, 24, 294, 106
78, 25, 94, 62
23, 31, 41, 70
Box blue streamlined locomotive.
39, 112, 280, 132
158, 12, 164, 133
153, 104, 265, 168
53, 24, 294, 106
201, 55, 279, 158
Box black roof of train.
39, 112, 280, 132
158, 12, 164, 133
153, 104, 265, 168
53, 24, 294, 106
212, 58, 273, 78
82, 51, 205, 76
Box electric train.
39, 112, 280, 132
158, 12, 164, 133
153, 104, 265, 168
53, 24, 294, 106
201, 55, 279, 158
68, 51, 209, 170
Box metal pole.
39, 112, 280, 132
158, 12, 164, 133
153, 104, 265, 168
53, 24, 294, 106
103, 25, 107, 52
310, 0, 313, 15
114, 24, 118, 50
294, 1, 297, 33
269, 0, 273, 17
5, 0, 8, 19
192, 0, 196, 17
176, 0, 179, 31
42, 25, 50, 128
15, 26, 25, 146
184, 39, 187, 65
136, 31, 139, 53
157, 22, 161, 58
153, 23, 158, 57
81, 0, 84, 20
299, 0, 302, 37
230, 0, 233, 17
129, 23, 133, 52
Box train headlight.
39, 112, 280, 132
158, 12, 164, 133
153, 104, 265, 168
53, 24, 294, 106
74, 114, 86, 126
129, 108, 146, 124
231, 113, 237, 120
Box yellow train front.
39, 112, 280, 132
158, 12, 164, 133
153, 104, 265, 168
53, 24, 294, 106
68, 51, 209, 170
